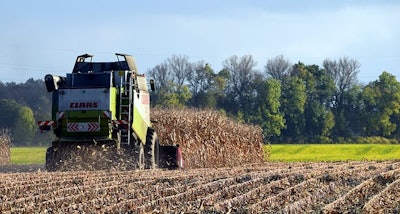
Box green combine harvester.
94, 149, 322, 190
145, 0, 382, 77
38, 53, 181, 171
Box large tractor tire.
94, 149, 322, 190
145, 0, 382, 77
145, 128, 159, 169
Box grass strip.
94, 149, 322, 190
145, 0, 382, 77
267, 144, 400, 162
10, 147, 47, 164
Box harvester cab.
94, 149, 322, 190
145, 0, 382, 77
38, 53, 181, 171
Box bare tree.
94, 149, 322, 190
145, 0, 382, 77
223, 55, 256, 93
223, 55, 257, 110
323, 57, 360, 93
147, 62, 170, 90
264, 55, 291, 81
167, 55, 193, 90
323, 57, 361, 137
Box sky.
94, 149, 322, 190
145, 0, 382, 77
0, 0, 399, 84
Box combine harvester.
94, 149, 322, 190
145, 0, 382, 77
38, 53, 182, 171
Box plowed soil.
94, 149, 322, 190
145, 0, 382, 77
1, 161, 399, 213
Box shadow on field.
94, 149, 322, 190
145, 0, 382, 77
0, 164, 45, 173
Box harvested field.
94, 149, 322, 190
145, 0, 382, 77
1, 161, 399, 213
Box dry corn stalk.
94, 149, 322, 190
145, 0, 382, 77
0, 129, 11, 165
152, 108, 265, 168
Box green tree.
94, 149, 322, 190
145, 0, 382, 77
280, 76, 306, 142
250, 78, 285, 139
285, 62, 336, 143
15, 106, 36, 146
213, 69, 231, 110
303, 64, 336, 141
155, 81, 192, 108
0, 82, 6, 99
362, 72, 400, 137
336, 84, 364, 138
187, 63, 216, 108
0, 99, 36, 146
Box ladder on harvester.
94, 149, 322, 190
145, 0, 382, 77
119, 72, 133, 145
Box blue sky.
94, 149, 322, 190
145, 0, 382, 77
0, 0, 399, 84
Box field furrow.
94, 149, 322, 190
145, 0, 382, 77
323, 168, 400, 213
363, 177, 400, 212
0, 161, 399, 213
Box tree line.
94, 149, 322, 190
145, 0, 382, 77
0, 54, 399, 146
0, 79, 52, 146
148, 55, 400, 144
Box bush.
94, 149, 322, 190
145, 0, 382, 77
354, 136, 399, 144
0, 99, 36, 146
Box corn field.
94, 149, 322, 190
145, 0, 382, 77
0, 129, 11, 165
1, 109, 399, 212
1, 161, 399, 213
152, 108, 265, 168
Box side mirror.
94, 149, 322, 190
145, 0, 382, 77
44, 74, 65, 92
45, 75, 59, 92
150, 79, 156, 91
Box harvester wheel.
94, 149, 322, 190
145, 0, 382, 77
145, 128, 159, 169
